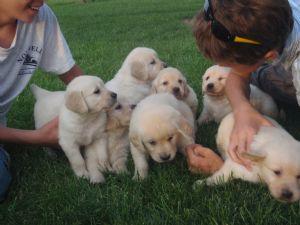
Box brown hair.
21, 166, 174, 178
193, 0, 294, 65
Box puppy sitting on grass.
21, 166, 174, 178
105, 47, 167, 105
194, 113, 300, 203
129, 93, 195, 180
198, 65, 279, 125
106, 97, 136, 174
151, 67, 198, 116
32, 76, 117, 184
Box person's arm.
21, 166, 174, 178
226, 71, 272, 169
0, 117, 59, 147
59, 64, 83, 84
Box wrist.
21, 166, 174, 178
233, 101, 253, 115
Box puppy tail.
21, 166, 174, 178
30, 84, 51, 100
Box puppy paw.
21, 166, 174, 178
197, 117, 210, 125
192, 179, 207, 190
89, 172, 105, 184
98, 160, 112, 172
132, 169, 147, 181
111, 161, 129, 174
74, 168, 89, 179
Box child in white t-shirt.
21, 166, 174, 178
0, 0, 84, 202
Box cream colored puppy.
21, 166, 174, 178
194, 113, 300, 203
31, 84, 65, 158
59, 76, 117, 183
151, 67, 198, 116
31, 85, 65, 130
106, 98, 136, 174
105, 47, 167, 104
129, 93, 195, 180
198, 65, 279, 125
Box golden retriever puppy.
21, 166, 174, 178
31, 84, 65, 158
106, 98, 136, 174
151, 67, 198, 116
129, 93, 195, 180
194, 113, 300, 203
105, 47, 167, 104
58, 76, 117, 184
31, 85, 65, 130
198, 65, 279, 125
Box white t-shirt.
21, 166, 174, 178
0, 4, 75, 125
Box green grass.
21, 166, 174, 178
1, 0, 300, 224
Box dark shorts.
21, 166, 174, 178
0, 147, 11, 202
250, 63, 299, 109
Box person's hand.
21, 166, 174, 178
229, 105, 273, 169
186, 144, 224, 174
36, 117, 59, 147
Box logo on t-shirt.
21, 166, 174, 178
17, 45, 42, 76
23, 54, 38, 67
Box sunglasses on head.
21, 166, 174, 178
204, 0, 262, 45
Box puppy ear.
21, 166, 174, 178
175, 116, 195, 146
131, 61, 148, 81
106, 116, 120, 131
150, 78, 158, 94
241, 152, 266, 163
183, 82, 190, 98
130, 132, 146, 153
65, 91, 88, 114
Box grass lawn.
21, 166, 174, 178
1, 0, 300, 224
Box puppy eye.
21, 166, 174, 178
149, 140, 156, 145
178, 79, 183, 84
115, 104, 122, 110
162, 81, 168, 86
167, 136, 173, 141
205, 76, 210, 81
296, 175, 300, 180
150, 59, 156, 65
94, 88, 100, 94
273, 170, 282, 176
218, 77, 223, 81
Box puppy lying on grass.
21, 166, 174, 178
129, 93, 195, 180
194, 113, 300, 203
198, 65, 279, 125
151, 67, 198, 116
105, 47, 167, 105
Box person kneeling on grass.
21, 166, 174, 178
0, 0, 84, 202
186, 0, 300, 173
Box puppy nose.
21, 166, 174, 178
111, 92, 117, 99
160, 154, 171, 161
173, 87, 180, 94
206, 83, 214, 90
281, 189, 293, 200
130, 104, 136, 109
162, 62, 168, 68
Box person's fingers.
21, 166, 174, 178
237, 133, 246, 155
186, 144, 201, 153
228, 134, 243, 165
192, 146, 214, 157
188, 153, 207, 168
240, 134, 255, 170
263, 117, 274, 127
